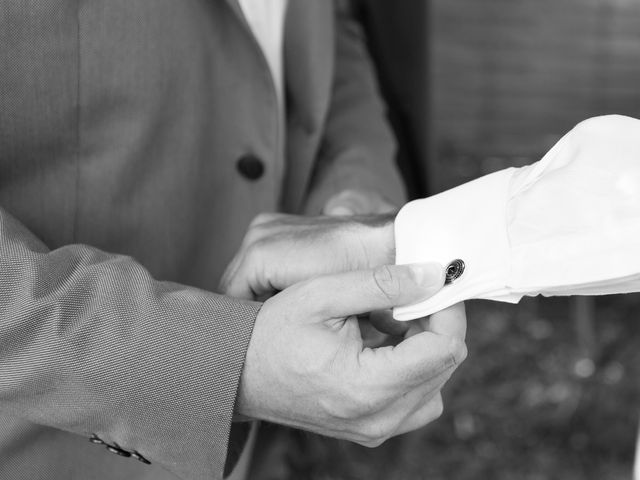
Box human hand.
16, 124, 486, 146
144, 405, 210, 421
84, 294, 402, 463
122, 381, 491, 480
323, 188, 397, 216
323, 189, 411, 346
220, 213, 394, 300
237, 263, 467, 446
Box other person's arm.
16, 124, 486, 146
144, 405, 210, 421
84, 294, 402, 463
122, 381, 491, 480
304, 0, 405, 216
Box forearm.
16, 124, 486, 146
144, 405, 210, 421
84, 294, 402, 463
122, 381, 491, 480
304, 1, 406, 214
0, 207, 259, 480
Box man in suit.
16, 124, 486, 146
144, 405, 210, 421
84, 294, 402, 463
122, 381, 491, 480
0, 1, 467, 479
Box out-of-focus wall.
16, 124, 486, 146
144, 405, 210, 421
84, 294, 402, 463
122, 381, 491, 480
431, 0, 640, 192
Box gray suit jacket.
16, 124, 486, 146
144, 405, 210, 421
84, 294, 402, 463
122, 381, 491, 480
0, 1, 404, 479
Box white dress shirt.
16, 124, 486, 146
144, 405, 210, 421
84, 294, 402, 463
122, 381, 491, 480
394, 115, 640, 320
238, 0, 288, 104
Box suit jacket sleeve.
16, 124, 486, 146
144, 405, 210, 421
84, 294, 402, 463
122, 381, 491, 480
303, 0, 407, 214
0, 207, 259, 480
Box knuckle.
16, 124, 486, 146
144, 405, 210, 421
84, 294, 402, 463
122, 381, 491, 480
459, 341, 469, 363
442, 337, 468, 369
243, 228, 261, 246
358, 421, 392, 447
432, 396, 444, 420
243, 242, 260, 263
449, 338, 468, 367
372, 265, 401, 302
356, 438, 384, 448
251, 236, 275, 259
245, 216, 277, 244
218, 271, 231, 291
249, 213, 276, 227
218, 278, 232, 295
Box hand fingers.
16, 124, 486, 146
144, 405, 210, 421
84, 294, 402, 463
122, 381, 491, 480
219, 213, 287, 299
348, 369, 452, 446
219, 257, 255, 300
428, 302, 467, 340
323, 190, 396, 216
323, 191, 364, 216
381, 331, 467, 386
307, 263, 445, 319
358, 316, 393, 348
403, 303, 467, 340
221, 253, 277, 301
248, 212, 286, 229
219, 256, 240, 296
353, 331, 466, 396
368, 309, 412, 337
325, 205, 356, 216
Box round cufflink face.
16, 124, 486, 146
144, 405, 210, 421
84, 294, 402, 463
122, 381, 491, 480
445, 259, 465, 284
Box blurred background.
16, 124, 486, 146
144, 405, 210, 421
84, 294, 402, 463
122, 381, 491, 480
254, 0, 640, 478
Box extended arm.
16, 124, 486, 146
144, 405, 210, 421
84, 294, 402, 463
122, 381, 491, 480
304, 0, 406, 215
0, 207, 259, 480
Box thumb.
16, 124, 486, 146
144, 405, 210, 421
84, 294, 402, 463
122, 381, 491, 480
428, 302, 467, 341
306, 263, 445, 319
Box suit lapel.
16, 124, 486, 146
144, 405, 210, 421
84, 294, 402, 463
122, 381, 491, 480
224, 0, 334, 213
223, 0, 246, 24
226, 0, 333, 126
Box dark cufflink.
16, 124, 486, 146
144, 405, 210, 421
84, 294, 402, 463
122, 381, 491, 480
106, 443, 131, 457
132, 451, 151, 465
89, 434, 105, 445
445, 259, 465, 285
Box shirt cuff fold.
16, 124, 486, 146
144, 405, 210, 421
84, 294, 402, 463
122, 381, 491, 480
394, 168, 516, 320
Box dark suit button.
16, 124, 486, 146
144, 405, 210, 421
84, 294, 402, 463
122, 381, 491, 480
89, 434, 104, 445
106, 444, 131, 457
132, 451, 151, 464
236, 154, 265, 180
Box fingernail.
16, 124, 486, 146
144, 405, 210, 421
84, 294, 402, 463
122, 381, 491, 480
408, 263, 444, 288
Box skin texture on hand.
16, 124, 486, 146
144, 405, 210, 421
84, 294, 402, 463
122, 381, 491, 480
219, 213, 396, 300
237, 263, 467, 446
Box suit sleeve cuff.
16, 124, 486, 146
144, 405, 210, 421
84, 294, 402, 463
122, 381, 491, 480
91, 290, 261, 480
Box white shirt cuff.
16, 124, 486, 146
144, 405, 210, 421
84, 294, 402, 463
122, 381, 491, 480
393, 115, 640, 321
393, 168, 518, 320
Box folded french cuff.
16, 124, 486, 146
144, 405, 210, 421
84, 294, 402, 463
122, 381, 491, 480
394, 168, 517, 320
